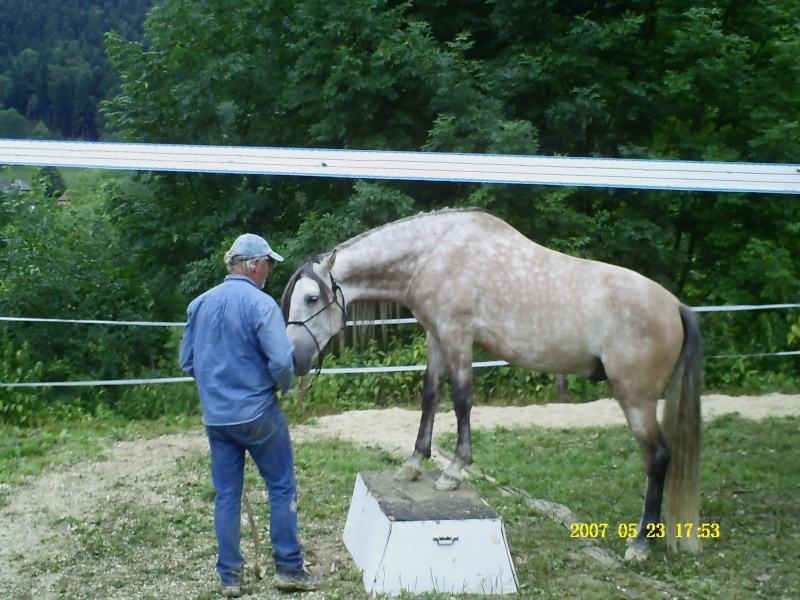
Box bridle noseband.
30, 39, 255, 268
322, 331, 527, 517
286, 273, 347, 375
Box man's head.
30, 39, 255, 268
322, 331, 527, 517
224, 233, 284, 288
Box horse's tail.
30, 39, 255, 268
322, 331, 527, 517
662, 303, 703, 552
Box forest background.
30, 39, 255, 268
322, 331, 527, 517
1, 0, 799, 426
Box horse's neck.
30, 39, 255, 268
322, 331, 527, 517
333, 225, 432, 303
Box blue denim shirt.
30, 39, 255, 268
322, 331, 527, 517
180, 275, 295, 426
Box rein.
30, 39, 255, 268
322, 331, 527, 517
286, 273, 347, 377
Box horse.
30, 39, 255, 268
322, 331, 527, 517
280, 207, 702, 561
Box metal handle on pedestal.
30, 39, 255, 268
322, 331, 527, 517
432, 535, 459, 545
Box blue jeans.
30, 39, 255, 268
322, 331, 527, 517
205, 403, 304, 585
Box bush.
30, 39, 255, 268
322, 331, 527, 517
297, 336, 427, 412
0, 173, 172, 423
0, 341, 46, 426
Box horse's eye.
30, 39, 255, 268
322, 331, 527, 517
306, 295, 319, 305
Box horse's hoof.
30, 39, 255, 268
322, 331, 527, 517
624, 543, 650, 562
434, 472, 462, 491
394, 464, 422, 482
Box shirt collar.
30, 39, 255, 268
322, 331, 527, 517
225, 274, 260, 289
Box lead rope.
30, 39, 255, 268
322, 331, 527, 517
242, 486, 267, 579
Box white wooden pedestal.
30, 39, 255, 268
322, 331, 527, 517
343, 471, 518, 596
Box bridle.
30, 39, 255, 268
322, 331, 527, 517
286, 273, 347, 375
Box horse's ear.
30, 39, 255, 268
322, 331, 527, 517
321, 249, 337, 274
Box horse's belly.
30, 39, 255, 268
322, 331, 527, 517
475, 326, 598, 376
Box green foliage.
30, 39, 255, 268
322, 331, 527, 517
3, 0, 800, 426
100, 0, 800, 320
0, 171, 170, 423
38, 166, 67, 198
0, 107, 35, 138
789, 318, 800, 346
700, 310, 800, 393
279, 181, 417, 270
112, 382, 201, 422
297, 335, 428, 412
0, 0, 150, 140
0, 341, 44, 426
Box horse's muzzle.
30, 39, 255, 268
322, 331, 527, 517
291, 344, 316, 376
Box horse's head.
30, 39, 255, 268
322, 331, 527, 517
280, 251, 346, 375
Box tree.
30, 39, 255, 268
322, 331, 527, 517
0, 171, 167, 414
0, 0, 151, 140
100, 0, 799, 384
0, 107, 30, 138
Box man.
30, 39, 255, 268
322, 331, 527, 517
180, 233, 323, 596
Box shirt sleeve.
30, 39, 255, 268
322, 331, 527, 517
179, 306, 196, 377
257, 299, 295, 395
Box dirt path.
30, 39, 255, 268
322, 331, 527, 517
2, 393, 799, 599
291, 393, 800, 452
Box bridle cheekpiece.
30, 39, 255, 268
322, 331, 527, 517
286, 273, 347, 375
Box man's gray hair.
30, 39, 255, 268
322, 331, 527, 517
224, 250, 262, 274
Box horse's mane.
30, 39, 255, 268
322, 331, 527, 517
281, 207, 488, 340
280, 254, 400, 349
337, 206, 488, 251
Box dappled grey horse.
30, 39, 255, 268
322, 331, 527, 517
281, 207, 702, 560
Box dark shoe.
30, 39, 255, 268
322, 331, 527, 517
274, 568, 324, 592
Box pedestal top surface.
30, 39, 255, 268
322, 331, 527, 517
359, 470, 499, 522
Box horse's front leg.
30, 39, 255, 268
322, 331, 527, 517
395, 335, 446, 482
435, 365, 474, 491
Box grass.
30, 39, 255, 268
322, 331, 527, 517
0, 416, 201, 489
2, 413, 799, 599
0, 165, 96, 190
459, 414, 800, 599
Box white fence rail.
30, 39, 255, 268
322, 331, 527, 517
2, 139, 800, 193
2, 304, 798, 388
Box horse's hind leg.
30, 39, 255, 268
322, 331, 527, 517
395, 332, 446, 482
620, 399, 670, 562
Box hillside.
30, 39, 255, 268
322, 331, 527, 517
0, 0, 152, 140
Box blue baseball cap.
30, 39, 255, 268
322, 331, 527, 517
228, 233, 284, 262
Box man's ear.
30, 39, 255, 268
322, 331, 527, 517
320, 249, 337, 275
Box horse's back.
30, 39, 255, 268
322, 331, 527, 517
411, 210, 683, 379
